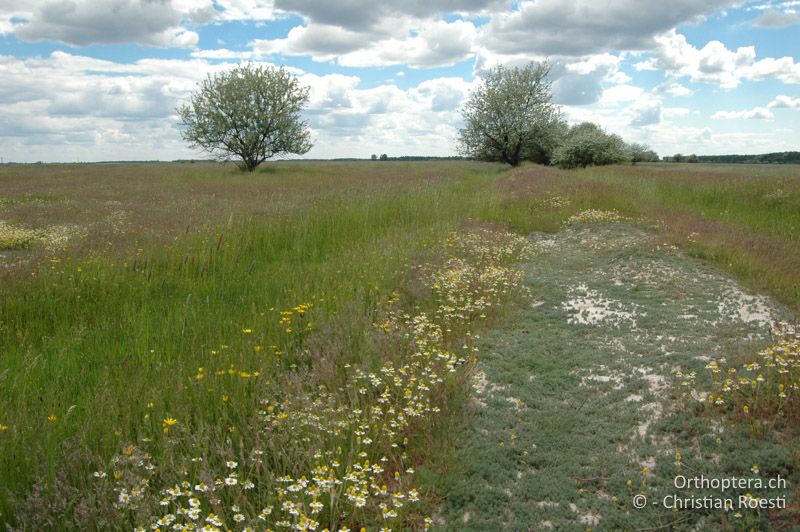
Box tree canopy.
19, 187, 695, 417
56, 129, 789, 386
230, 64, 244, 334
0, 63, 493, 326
457, 62, 565, 166
551, 122, 629, 169
178, 64, 312, 172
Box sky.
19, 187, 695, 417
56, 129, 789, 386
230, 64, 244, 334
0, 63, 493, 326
0, 0, 798, 163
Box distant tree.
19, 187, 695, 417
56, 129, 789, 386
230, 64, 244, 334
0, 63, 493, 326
457, 61, 565, 166
371, 154, 378, 160
626, 142, 659, 165
686, 153, 699, 163
178, 64, 313, 172
672, 153, 685, 163
379, 154, 388, 161
551, 122, 628, 169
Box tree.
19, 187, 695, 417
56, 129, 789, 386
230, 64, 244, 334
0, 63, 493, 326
626, 142, 659, 165
370, 154, 378, 160
379, 154, 388, 161
178, 64, 312, 172
551, 122, 628, 169
457, 61, 565, 166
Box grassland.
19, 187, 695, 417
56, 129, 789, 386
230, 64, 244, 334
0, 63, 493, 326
0, 161, 798, 529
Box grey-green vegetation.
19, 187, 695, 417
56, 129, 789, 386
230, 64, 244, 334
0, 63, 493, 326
439, 222, 796, 530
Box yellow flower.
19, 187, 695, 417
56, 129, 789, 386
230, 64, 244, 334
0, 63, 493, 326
0, 424, 9, 431
162, 417, 177, 427
47, 414, 57, 423
242, 328, 252, 334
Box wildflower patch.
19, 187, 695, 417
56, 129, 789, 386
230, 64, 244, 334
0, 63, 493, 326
0, 220, 87, 251
565, 209, 629, 225
93, 227, 533, 531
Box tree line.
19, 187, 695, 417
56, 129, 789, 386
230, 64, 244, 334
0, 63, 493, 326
178, 62, 663, 172
176, 62, 794, 172
456, 62, 660, 168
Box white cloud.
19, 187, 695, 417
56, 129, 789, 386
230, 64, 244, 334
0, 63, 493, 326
250, 19, 477, 68
608, 71, 632, 84
650, 30, 800, 87
768, 94, 800, 108
627, 96, 663, 127
0, 50, 474, 162
662, 107, 691, 118
742, 56, 800, 83
599, 84, 644, 105
633, 59, 659, 71
656, 81, 693, 97
213, 0, 275, 21
712, 107, 774, 119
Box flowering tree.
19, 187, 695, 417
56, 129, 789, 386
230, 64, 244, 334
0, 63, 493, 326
457, 61, 565, 166
178, 64, 312, 172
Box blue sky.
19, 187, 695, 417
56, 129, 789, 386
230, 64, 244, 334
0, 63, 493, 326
0, 0, 798, 162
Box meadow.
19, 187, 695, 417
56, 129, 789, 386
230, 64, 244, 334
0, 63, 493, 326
0, 161, 798, 529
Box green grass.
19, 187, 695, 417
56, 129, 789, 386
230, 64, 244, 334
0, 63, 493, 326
1, 160, 798, 528
0, 162, 509, 526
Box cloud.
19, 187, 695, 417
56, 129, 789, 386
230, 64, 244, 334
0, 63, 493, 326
212, 0, 275, 21
11, 0, 206, 47
479, 0, 736, 57
0, 0, 277, 46
752, 10, 800, 27
767, 95, 800, 108
649, 30, 800, 87
552, 74, 605, 105
272, 0, 499, 32
628, 97, 663, 127
743, 56, 800, 83
712, 107, 774, 119
599, 84, 644, 105
249, 19, 477, 68
411, 77, 472, 112
0, 50, 473, 162
662, 106, 691, 118
655, 81, 693, 97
